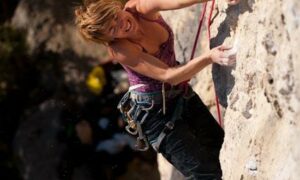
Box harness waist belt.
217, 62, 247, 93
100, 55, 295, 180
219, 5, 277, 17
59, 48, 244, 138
130, 89, 182, 104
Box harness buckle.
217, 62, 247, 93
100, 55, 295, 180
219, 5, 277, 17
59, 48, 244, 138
165, 121, 174, 130
125, 125, 138, 135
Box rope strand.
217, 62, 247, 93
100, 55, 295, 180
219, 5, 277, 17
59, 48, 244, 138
187, 0, 223, 127
207, 0, 223, 127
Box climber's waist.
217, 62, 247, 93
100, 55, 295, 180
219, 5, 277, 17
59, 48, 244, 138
130, 89, 183, 105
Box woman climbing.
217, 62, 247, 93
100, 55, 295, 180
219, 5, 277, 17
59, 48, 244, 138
75, 0, 239, 179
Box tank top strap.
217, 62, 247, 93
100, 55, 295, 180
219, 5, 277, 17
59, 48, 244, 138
125, 8, 173, 56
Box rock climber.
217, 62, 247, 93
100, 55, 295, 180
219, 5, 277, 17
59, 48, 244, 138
75, 0, 239, 179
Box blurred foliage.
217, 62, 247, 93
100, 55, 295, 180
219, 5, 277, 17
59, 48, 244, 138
0, 25, 28, 101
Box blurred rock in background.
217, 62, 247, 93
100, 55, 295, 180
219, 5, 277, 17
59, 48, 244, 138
0, 0, 159, 180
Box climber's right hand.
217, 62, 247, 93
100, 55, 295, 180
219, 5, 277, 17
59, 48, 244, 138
209, 45, 236, 66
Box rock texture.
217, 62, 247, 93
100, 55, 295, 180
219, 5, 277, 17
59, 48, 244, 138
211, 0, 300, 179
162, 0, 300, 179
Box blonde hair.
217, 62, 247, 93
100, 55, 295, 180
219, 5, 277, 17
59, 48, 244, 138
75, 0, 124, 45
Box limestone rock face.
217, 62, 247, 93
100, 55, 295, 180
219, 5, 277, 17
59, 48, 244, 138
209, 0, 300, 179
162, 0, 300, 179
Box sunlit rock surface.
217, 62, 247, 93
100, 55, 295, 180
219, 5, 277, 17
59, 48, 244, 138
162, 0, 300, 179
211, 0, 300, 179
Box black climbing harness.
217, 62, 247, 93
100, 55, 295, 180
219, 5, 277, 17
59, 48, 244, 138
117, 85, 187, 152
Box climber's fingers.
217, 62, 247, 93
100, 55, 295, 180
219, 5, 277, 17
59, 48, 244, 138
210, 45, 236, 66
218, 57, 229, 66
218, 45, 232, 51
218, 56, 236, 66
228, 56, 236, 66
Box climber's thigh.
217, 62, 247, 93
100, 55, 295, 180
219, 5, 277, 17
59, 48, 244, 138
159, 118, 222, 180
185, 94, 224, 149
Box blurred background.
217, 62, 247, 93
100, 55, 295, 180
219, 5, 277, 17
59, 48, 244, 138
0, 0, 160, 179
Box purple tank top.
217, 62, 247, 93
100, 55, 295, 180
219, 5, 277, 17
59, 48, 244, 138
122, 10, 182, 92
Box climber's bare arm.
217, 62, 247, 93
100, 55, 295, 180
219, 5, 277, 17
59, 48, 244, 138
125, 0, 210, 15
108, 40, 234, 86
125, 0, 240, 15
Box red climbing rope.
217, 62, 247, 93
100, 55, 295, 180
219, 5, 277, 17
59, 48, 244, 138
184, 2, 208, 95
207, 0, 223, 127
190, 3, 208, 60
188, 0, 223, 127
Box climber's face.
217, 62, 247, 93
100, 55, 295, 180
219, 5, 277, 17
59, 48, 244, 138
104, 10, 140, 39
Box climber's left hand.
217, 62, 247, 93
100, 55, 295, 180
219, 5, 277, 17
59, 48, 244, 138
226, 0, 240, 5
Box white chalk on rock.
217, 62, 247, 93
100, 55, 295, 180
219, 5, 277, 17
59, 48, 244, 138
226, 38, 239, 57
223, 39, 239, 66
